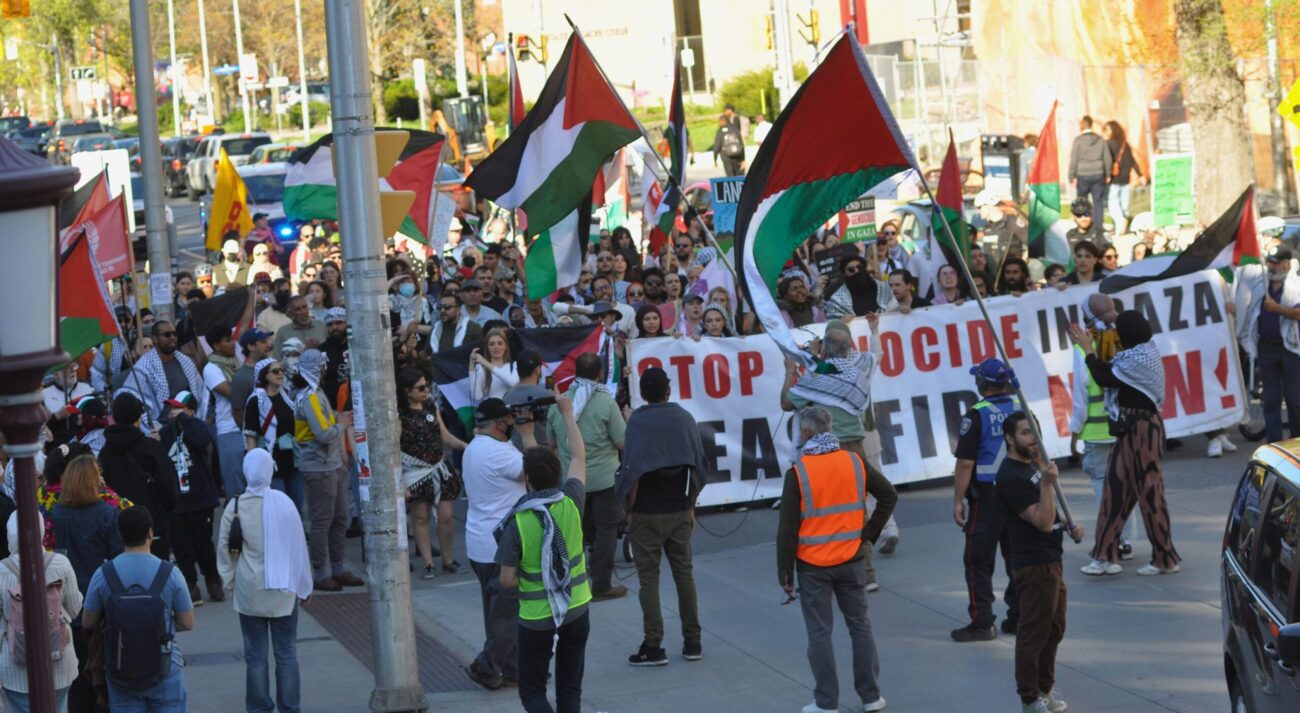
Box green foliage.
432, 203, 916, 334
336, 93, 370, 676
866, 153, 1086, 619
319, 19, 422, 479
220, 108, 269, 133
716, 63, 808, 119
287, 101, 332, 129
384, 79, 420, 121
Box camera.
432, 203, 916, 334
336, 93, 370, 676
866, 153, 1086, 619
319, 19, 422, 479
508, 395, 556, 424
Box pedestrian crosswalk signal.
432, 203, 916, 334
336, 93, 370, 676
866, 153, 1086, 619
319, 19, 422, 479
1, 0, 30, 18
516, 34, 531, 62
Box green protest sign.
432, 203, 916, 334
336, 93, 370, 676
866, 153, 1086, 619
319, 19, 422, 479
1152, 153, 1195, 228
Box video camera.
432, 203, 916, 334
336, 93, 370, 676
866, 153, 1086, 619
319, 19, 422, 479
507, 394, 556, 424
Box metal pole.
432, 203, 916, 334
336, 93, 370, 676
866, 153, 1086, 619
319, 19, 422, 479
4, 438, 56, 713
323, 1, 427, 710
51, 33, 64, 122
130, 0, 173, 323
233, 0, 252, 133
453, 0, 469, 98
198, 0, 216, 123
1264, 0, 1294, 212
772, 0, 797, 109
682, 37, 696, 100
294, 0, 311, 141
168, 0, 181, 136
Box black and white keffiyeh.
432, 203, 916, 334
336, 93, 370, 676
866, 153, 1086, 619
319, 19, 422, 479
131, 348, 207, 423
789, 352, 876, 415
1110, 341, 1165, 411
246, 358, 280, 450
801, 432, 841, 456
495, 489, 575, 628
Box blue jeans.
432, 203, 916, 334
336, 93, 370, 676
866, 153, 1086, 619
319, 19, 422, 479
271, 470, 305, 516
1259, 341, 1300, 442
240, 606, 301, 713
5, 687, 70, 713
217, 431, 248, 498
106, 667, 186, 712
1107, 183, 1131, 230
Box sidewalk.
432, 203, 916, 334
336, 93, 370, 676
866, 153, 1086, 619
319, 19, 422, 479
183, 443, 1241, 712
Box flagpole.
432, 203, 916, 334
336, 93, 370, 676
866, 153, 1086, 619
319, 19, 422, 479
917, 139, 1079, 539
559, 14, 754, 312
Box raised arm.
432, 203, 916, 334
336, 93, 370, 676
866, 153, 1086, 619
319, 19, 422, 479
555, 389, 585, 483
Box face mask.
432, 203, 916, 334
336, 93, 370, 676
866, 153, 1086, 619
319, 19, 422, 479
283, 356, 300, 376
225, 254, 240, 263
398, 283, 416, 298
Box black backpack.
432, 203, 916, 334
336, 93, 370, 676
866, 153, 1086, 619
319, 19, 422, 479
721, 128, 745, 159
100, 559, 175, 690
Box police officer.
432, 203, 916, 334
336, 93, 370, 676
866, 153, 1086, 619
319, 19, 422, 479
951, 358, 1021, 642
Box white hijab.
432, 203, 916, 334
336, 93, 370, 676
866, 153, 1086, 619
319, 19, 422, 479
242, 449, 313, 599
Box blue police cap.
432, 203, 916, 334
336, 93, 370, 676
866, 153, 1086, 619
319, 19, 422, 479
970, 358, 1013, 384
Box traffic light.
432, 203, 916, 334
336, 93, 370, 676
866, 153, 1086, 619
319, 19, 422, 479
516, 34, 531, 63
797, 10, 820, 46
1, 0, 30, 18
538, 35, 549, 64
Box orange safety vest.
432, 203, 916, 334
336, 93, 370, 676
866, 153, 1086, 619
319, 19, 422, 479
794, 450, 867, 567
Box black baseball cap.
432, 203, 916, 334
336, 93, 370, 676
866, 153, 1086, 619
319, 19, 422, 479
515, 349, 542, 376
1266, 245, 1293, 263
474, 398, 511, 423
1070, 197, 1092, 216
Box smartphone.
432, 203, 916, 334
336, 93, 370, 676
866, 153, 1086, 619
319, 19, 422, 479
545, 375, 556, 390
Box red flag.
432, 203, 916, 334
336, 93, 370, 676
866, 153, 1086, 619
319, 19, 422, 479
59, 233, 121, 360
1231, 186, 1259, 265
60, 194, 131, 280
59, 172, 110, 236
508, 35, 526, 129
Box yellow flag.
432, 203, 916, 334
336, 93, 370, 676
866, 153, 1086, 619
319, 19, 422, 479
206, 148, 253, 251
1282, 77, 1300, 131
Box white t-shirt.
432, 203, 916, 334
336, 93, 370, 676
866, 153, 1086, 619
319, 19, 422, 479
202, 363, 239, 435
461, 433, 525, 564
43, 382, 94, 416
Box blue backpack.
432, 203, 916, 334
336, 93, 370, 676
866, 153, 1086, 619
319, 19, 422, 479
100, 559, 174, 690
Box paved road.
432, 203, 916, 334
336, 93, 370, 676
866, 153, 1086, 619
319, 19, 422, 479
180, 434, 1251, 713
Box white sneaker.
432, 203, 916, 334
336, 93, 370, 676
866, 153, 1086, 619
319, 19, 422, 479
866, 580, 880, 592
1080, 560, 1122, 576
878, 534, 899, 555
1022, 699, 1049, 713
863, 698, 887, 712
1136, 563, 1180, 576
1043, 689, 1068, 712
1218, 433, 1238, 453
1207, 437, 1223, 458
801, 704, 837, 713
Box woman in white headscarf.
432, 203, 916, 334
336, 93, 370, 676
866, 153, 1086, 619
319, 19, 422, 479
218, 449, 312, 713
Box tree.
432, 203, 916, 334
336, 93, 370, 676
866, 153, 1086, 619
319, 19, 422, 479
1174, 0, 1257, 225
365, 0, 476, 126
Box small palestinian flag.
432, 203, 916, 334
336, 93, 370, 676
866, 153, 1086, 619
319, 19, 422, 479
59, 232, 121, 362
467, 32, 640, 296
735, 33, 915, 365
508, 33, 526, 131
1026, 102, 1071, 266
284, 129, 446, 242
933, 129, 969, 263
648, 54, 688, 256
430, 325, 604, 429
1101, 185, 1259, 294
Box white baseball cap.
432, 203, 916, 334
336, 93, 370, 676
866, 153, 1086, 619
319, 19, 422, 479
222, 239, 240, 254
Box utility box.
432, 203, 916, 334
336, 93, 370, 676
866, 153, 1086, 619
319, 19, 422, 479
980, 134, 1025, 200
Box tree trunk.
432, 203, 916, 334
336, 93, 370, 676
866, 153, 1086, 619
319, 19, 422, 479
1174, 0, 1256, 226
369, 29, 388, 127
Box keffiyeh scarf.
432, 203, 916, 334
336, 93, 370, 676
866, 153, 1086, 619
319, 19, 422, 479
1110, 341, 1165, 412
246, 358, 280, 450
801, 431, 841, 456
389, 292, 432, 329
789, 352, 876, 415
569, 377, 603, 420
132, 348, 206, 422
430, 313, 470, 348
496, 489, 574, 628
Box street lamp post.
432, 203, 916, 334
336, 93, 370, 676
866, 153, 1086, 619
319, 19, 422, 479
0, 137, 80, 713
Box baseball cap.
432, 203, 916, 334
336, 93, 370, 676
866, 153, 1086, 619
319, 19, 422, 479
474, 398, 511, 424
682, 292, 705, 304
324, 307, 347, 324
515, 349, 542, 376
1259, 216, 1286, 237
253, 212, 268, 221
641, 366, 670, 392
1266, 244, 1293, 264
449, 217, 463, 231
461, 278, 483, 291
1070, 197, 1092, 216
588, 300, 618, 316
970, 358, 1014, 384
222, 239, 241, 254
165, 391, 198, 410
238, 329, 272, 347
114, 305, 132, 320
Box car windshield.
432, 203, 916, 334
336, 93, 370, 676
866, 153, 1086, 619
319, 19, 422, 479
74, 136, 111, 150
243, 173, 285, 204
0, 117, 28, 132
222, 137, 272, 156
60, 121, 105, 136
264, 147, 298, 162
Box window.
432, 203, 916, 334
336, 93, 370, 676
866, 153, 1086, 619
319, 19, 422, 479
1228, 464, 1268, 568
1252, 478, 1300, 620
220, 137, 272, 156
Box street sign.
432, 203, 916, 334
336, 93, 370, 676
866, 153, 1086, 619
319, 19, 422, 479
214, 64, 240, 76
266, 76, 290, 89
239, 53, 258, 83
680, 47, 696, 69
1281, 76, 1300, 131
413, 58, 427, 88
69, 65, 97, 80
245, 81, 264, 90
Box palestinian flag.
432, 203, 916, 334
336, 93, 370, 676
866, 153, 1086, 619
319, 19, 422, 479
1101, 185, 1259, 294
284, 129, 446, 242
466, 33, 640, 293
735, 33, 914, 365
523, 193, 594, 300
59, 233, 120, 362
508, 33, 526, 130
59, 194, 131, 280
648, 55, 688, 256
429, 325, 603, 429
58, 171, 109, 234
1026, 102, 1071, 266
933, 129, 969, 263
593, 147, 630, 231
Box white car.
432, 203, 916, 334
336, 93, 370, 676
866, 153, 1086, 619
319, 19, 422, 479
186, 132, 273, 201
237, 162, 288, 223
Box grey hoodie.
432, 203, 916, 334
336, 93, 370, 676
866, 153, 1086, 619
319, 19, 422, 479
1069, 131, 1114, 180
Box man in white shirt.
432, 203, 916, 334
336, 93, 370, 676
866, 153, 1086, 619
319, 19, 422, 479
44, 362, 94, 446
202, 327, 246, 498
462, 397, 535, 690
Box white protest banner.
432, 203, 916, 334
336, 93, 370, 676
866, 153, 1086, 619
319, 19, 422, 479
628, 270, 1244, 506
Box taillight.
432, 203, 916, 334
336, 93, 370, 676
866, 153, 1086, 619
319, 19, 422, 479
171, 159, 182, 170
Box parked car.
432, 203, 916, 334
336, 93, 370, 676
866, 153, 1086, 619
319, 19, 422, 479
0, 115, 31, 134
283, 81, 330, 107
70, 134, 116, 154
1222, 438, 1300, 713
248, 142, 303, 164
45, 119, 107, 164
6, 125, 50, 156
186, 131, 272, 200
161, 136, 199, 197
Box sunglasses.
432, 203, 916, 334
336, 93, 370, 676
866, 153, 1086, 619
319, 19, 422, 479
628, 291, 644, 298
880, 230, 897, 237
676, 244, 692, 251
267, 367, 283, 375
437, 303, 457, 311
156, 331, 177, 338
413, 384, 430, 391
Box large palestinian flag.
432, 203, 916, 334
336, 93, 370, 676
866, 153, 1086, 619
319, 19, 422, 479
735, 33, 915, 365
1100, 185, 1259, 294
1026, 102, 1071, 266
59, 233, 120, 362
284, 129, 446, 242
466, 33, 641, 297
430, 325, 605, 429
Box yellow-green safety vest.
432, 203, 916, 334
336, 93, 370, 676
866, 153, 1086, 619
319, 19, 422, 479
1074, 345, 1113, 443
516, 497, 591, 623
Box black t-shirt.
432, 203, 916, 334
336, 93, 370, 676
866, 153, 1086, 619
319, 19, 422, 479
244, 391, 296, 476
954, 407, 983, 461
632, 465, 692, 514
995, 459, 1063, 569
162, 357, 189, 402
